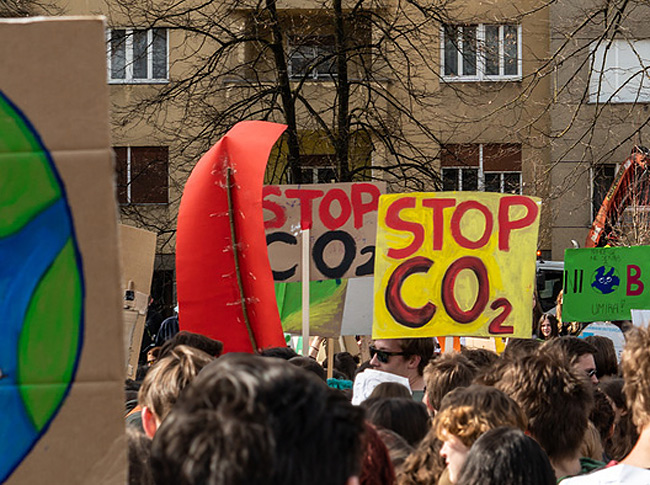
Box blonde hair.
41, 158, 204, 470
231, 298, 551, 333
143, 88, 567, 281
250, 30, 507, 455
622, 327, 650, 429
138, 344, 214, 420
580, 421, 604, 461
434, 385, 527, 447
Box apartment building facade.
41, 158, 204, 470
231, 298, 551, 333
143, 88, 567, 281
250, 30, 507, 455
549, 0, 650, 259
58, 0, 617, 311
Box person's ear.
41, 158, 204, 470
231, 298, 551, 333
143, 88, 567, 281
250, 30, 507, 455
141, 405, 159, 439
407, 354, 421, 370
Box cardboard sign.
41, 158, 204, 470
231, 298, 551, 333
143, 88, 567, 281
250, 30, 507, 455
631, 309, 650, 327
263, 182, 386, 282
0, 17, 125, 483
351, 369, 411, 406
373, 192, 541, 338
275, 276, 374, 337
119, 224, 157, 379
563, 246, 650, 322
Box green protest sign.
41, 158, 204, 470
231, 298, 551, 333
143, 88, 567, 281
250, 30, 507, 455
563, 246, 650, 322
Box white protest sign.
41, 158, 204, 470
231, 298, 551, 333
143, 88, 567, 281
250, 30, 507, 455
351, 369, 411, 406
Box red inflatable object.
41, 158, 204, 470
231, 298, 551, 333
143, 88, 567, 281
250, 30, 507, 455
176, 121, 287, 353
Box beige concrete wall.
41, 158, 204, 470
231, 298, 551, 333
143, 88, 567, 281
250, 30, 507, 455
549, 0, 650, 258
59, 0, 554, 256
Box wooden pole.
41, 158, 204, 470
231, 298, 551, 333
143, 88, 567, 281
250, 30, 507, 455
327, 338, 334, 379
301, 228, 310, 357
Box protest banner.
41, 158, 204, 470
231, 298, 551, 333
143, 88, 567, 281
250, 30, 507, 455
0, 17, 125, 484
563, 246, 650, 322
373, 192, 541, 339
264, 182, 386, 282
276, 276, 373, 337
119, 224, 157, 379
176, 121, 288, 353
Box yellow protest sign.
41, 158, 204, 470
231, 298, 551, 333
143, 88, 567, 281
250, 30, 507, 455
373, 192, 541, 338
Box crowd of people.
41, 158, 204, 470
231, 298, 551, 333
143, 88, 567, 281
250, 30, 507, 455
124, 313, 650, 484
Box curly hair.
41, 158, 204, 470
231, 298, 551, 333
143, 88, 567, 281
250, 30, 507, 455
434, 385, 527, 447
396, 427, 446, 485
622, 327, 650, 428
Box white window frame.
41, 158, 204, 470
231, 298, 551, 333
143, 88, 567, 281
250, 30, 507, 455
298, 166, 338, 184
440, 24, 522, 82
441, 144, 522, 194
589, 39, 650, 103
288, 36, 337, 81
107, 28, 169, 84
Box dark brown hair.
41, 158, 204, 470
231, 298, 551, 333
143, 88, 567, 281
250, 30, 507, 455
495, 353, 593, 461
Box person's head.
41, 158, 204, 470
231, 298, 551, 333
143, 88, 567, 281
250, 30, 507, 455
580, 421, 604, 461
537, 314, 559, 340
364, 397, 430, 447
360, 423, 395, 485
368, 382, 412, 400
456, 427, 555, 485
423, 353, 477, 414
501, 338, 541, 361
288, 356, 326, 381
138, 345, 214, 438
127, 428, 154, 485
495, 353, 593, 464
541, 336, 598, 384
158, 331, 223, 359
324, 352, 359, 381
460, 348, 498, 369
150, 353, 365, 485
147, 346, 161, 367
374, 428, 413, 472
622, 327, 650, 430
584, 335, 618, 379
369, 338, 435, 381
434, 385, 527, 483
599, 376, 638, 460
590, 388, 615, 444
397, 427, 446, 485
259, 346, 299, 360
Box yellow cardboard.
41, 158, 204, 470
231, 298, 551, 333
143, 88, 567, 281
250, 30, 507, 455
373, 192, 540, 338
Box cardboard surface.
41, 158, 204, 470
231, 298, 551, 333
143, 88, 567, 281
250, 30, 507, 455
119, 224, 157, 379
264, 182, 386, 282
563, 246, 650, 322
373, 192, 541, 339
0, 17, 125, 484
275, 276, 374, 337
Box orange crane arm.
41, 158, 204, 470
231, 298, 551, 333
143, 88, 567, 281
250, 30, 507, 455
586, 146, 650, 247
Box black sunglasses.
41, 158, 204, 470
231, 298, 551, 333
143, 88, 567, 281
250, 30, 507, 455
369, 345, 408, 364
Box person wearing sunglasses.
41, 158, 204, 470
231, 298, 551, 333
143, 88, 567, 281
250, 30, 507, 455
369, 338, 436, 401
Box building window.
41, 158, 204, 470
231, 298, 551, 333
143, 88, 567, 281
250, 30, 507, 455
108, 28, 168, 83
592, 164, 617, 219
288, 36, 337, 80
114, 146, 169, 204
296, 154, 338, 183
441, 143, 522, 193
441, 24, 521, 81
590, 39, 650, 103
